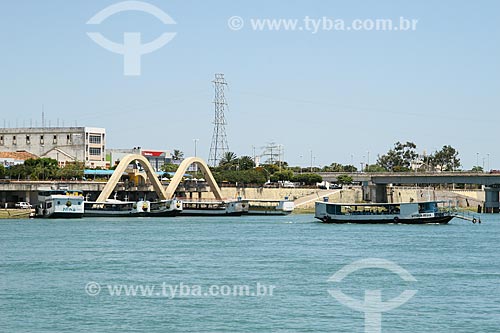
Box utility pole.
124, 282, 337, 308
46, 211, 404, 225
208, 73, 229, 167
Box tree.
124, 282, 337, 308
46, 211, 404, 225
238, 156, 255, 170
161, 163, 179, 172
0, 164, 5, 178
172, 150, 184, 161
429, 145, 460, 171
377, 141, 418, 171
343, 165, 358, 172
337, 174, 353, 184
57, 162, 84, 180
365, 164, 386, 172
292, 173, 322, 185
471, 166, 483, 172
219, 151, 238, 169
24, 158, 58, 180
269, 170, 294, 182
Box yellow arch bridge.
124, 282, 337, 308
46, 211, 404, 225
95, 154, 223, 203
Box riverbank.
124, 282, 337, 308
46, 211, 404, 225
0, 209, 32, 219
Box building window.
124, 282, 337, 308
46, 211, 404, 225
53, 135, 57, 144
40, 135, 44, 144
89, 135, 101, 144
26, 135, 30, 145
12, 136, 16, 145
67, 134, 71, 144
89, 147, 101, 156
0, 135, 3, 145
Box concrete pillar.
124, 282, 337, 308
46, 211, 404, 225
484, 187, 500, 213
375, 184, 388, 203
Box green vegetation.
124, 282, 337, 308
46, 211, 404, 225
160, 163, 179, 173
471, 166, 483, 173
336, 174, 353, 184
377, 141, 418, 172
2, 158, 84, 180
172, 149, 184, 161
322, 163, 357, 172
208, 151, 322, 186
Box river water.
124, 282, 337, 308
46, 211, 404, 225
1, 214, 499, 332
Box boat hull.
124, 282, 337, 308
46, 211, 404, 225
317, 215, 454, 224
47, 212, 84, 219
179, 209, 243, 217
146, 210, 181, 217
83, 210, 143, 218
245, 210, 293, 216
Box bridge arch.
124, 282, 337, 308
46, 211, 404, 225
165, 157, 223, 200
96, 154, 167, 202
95, 154, 223, 202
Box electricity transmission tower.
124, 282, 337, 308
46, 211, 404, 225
208, 73, 229, 167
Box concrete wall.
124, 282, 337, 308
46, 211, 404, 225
389, 187, 484, 209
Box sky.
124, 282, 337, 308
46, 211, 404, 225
0, 0, 499, 169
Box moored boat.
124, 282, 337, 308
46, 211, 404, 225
146, 199, 183, 217
179, 199, 244, 216
83, 200, 144, 217
36, 190, 84, 218
242, 198, 295, 215
315, 200, 454, 224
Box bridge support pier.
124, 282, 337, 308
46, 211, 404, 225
363, 184, 388, 203
484, 187, 500, 213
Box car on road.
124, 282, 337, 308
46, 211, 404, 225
15, 202, 32, 209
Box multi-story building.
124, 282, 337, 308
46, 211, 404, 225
107, 147, 172, 171
0, 127, 107, 168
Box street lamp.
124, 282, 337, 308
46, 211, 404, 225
487, 153, 490, 172
476, 152, 479, 169
310, 150, 313, 172
193, 139, 199, 172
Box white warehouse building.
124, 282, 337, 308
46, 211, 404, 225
0, 127, 107, 168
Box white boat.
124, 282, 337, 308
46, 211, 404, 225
83, 199, 143, 217
36, 190, 84, 218
179, 199, 245, 216
242, 198, 295, 215
146, 199, 183, 217
315, 200, 454, 224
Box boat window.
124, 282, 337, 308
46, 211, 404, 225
326, 204, 341, 215
57, 201, 61, 204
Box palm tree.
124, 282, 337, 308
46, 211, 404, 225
172, 150, 184, 161
219, 152, 238, 169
